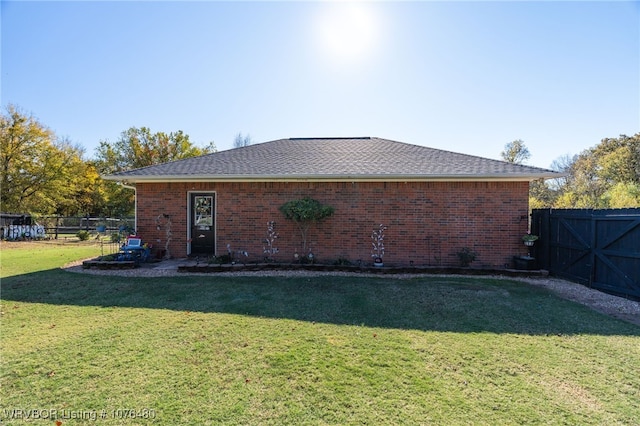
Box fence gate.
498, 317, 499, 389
531, 209, 640, 299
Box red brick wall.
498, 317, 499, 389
135, 181, 531, 267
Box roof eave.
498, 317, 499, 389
103, 172, 563, 184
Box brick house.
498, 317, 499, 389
104, 137, 559, 267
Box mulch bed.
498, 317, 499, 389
82, 260, 137, 270
177, 262, 550, 277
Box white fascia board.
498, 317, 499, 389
103, 172, 564, 184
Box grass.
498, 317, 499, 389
1, 243, 639, 424
0, 240, 104, 277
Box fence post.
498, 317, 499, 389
531, 208, 550, 270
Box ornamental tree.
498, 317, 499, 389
279, 197, 334, 253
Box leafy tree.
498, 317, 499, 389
548, 154, 575, 190
554, 153, 606, 208
532, 134, 640, 209
501, 139, 531, 164
66, 161, 109, 216
279, 197, 334, 253
561, 134, 639, 208
528, 179, 554, 210
233, 132, 252, 148
0, 105, 88, 214
95, 127, 216, 174
601, 182, 640, 208
498, 139, 550, 209
87, 163, 133, 217
94, 127, 217, 217
591, 134, 640, 185
44, 139, 102, 216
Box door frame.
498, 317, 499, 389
187, 191, 217, 256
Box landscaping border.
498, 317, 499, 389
82, 260, 136, 270
177, 262, 550, 277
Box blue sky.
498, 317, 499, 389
2, 1, 638, 169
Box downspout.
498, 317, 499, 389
121, 182, 137, 234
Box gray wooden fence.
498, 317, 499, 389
37, 216, 135, 239
0, 214, 135, 240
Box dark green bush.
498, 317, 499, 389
333, 257, 353, 266
456, 247, 477, 267
98, 254, 118, 261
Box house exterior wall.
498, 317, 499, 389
135, 181, 531, 268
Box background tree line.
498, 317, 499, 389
502, 135, 640, 209
1, 105, 217, 217
2, 104, 638, 218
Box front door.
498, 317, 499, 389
190, 193, 215, 255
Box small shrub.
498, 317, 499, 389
298, 251, 315, 264
98, 254, 118, 261
456, 247, 477, 267
76, 230, 91, 241
215, 254, 232, 264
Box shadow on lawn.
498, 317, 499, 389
2, 269, 639, 336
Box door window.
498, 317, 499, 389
194, 196, 213, 228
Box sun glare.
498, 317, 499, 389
314, 2, 378, 66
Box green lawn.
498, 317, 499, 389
0, 240, 105, 277
1, 243, 639, 424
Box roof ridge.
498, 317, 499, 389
288, 137, 371, 141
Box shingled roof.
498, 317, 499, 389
103, 137, 560, 183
